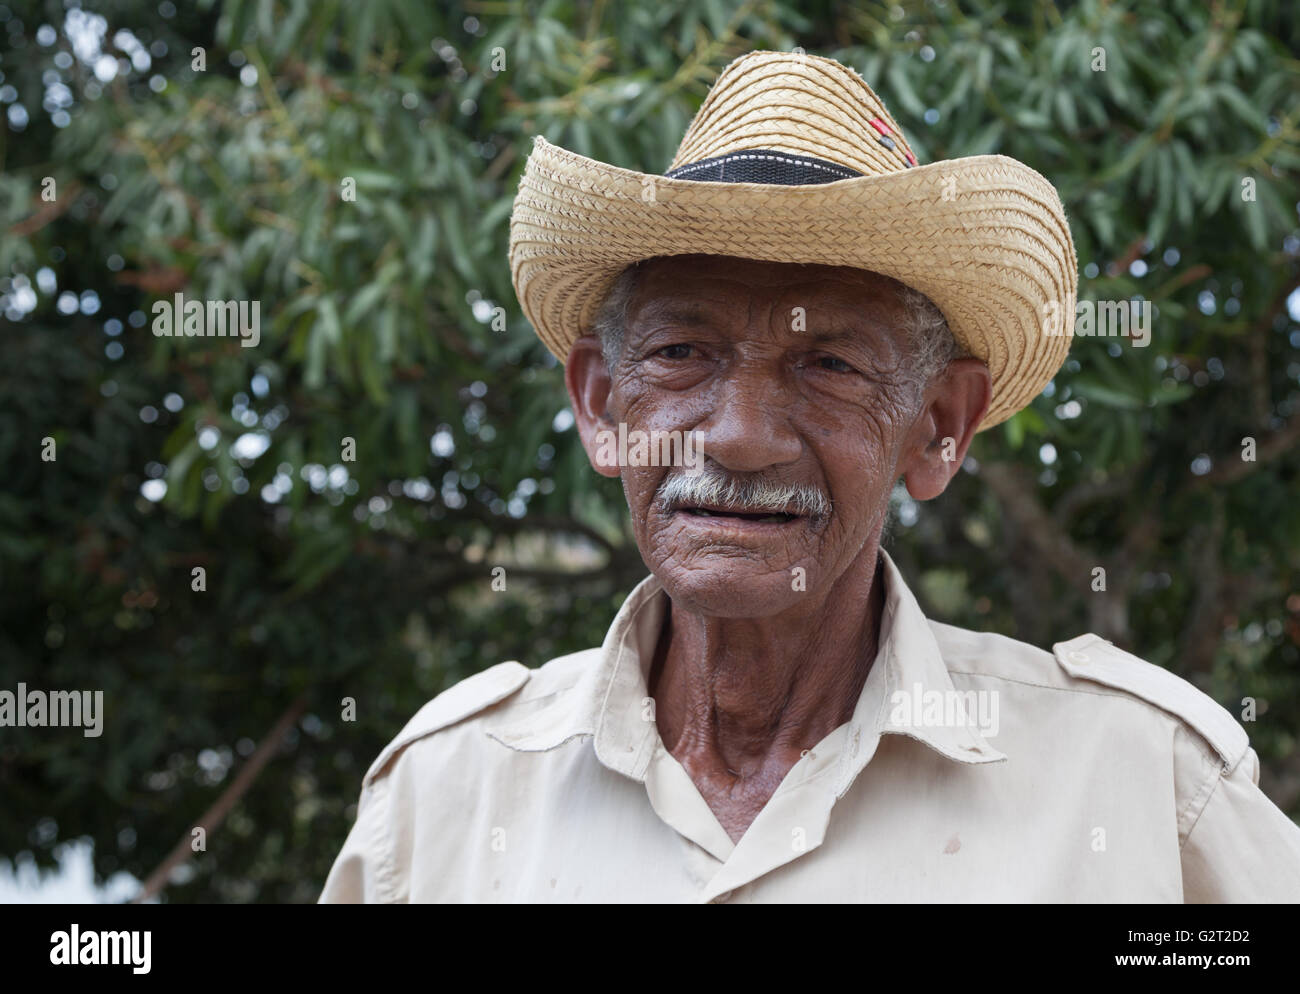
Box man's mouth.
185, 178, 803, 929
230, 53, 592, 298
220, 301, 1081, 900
675, 503, 802, 525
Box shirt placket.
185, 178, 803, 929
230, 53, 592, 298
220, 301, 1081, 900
696, 727, 848, 903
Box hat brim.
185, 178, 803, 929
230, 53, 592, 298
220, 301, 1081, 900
509, 137, 1078, 431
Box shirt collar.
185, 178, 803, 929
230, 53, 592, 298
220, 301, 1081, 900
487, 549, 1008, 781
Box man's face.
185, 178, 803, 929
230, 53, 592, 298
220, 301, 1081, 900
567, 254, 982, 618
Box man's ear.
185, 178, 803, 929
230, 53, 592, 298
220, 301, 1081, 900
899, 357, 992, 501
565, 335, 622, 479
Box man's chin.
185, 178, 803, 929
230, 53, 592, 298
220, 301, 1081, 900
653, 561, 810, 619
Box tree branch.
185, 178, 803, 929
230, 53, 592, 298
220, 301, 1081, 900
1194, 417, 1300, 488
131, 695, 308, 903
7, 183, 82, 237
982, 462, 1095, 595
1053, 467, 1140, 525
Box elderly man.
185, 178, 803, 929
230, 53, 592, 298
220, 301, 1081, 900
320, 51, 1300, 902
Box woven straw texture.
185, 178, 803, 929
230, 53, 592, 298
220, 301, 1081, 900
509, 50, 1078, 430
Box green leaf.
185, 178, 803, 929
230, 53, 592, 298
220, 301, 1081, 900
1213, 82, 1270, 134
1003, 412, 1025, 450
885, 61, 926, 118
344, 282, 389, 327
345, 169, 402, 191
1054, 89, 1078, 133
1072, 380, 1144, 410
1242, 194, 1268, 251
960, 120, 1004, 156
377, 302, 398, 363
318, 296, 342, 344
305, 325, 327, 389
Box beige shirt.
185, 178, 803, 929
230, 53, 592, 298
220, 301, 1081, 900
319, 550, 1300, 903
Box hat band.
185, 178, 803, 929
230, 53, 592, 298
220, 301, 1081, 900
663, 149, 863, 186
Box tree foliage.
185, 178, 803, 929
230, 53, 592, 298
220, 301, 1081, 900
1, 0, 1298, 902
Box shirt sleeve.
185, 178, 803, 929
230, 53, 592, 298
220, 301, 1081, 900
1180, 746, 1300, 902
318, 777, 402, 904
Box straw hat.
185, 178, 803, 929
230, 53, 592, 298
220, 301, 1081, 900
509, 50, 1078, 430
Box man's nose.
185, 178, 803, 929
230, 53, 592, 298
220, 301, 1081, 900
694, 361, 803, 473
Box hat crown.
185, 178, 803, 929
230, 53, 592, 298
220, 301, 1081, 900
668, 50, 919, 179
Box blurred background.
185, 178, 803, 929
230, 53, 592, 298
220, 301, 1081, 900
1, 0, 1298, 903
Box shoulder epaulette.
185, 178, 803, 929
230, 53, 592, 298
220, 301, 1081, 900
1053, 633, 1248, 774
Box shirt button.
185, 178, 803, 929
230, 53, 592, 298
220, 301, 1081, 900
1067, 650, 1090, 665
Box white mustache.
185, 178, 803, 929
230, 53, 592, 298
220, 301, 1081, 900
656, 464, 831, 518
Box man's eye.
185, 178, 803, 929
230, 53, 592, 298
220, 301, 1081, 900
817, 356, 855, 373
657, 344, 695, 360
